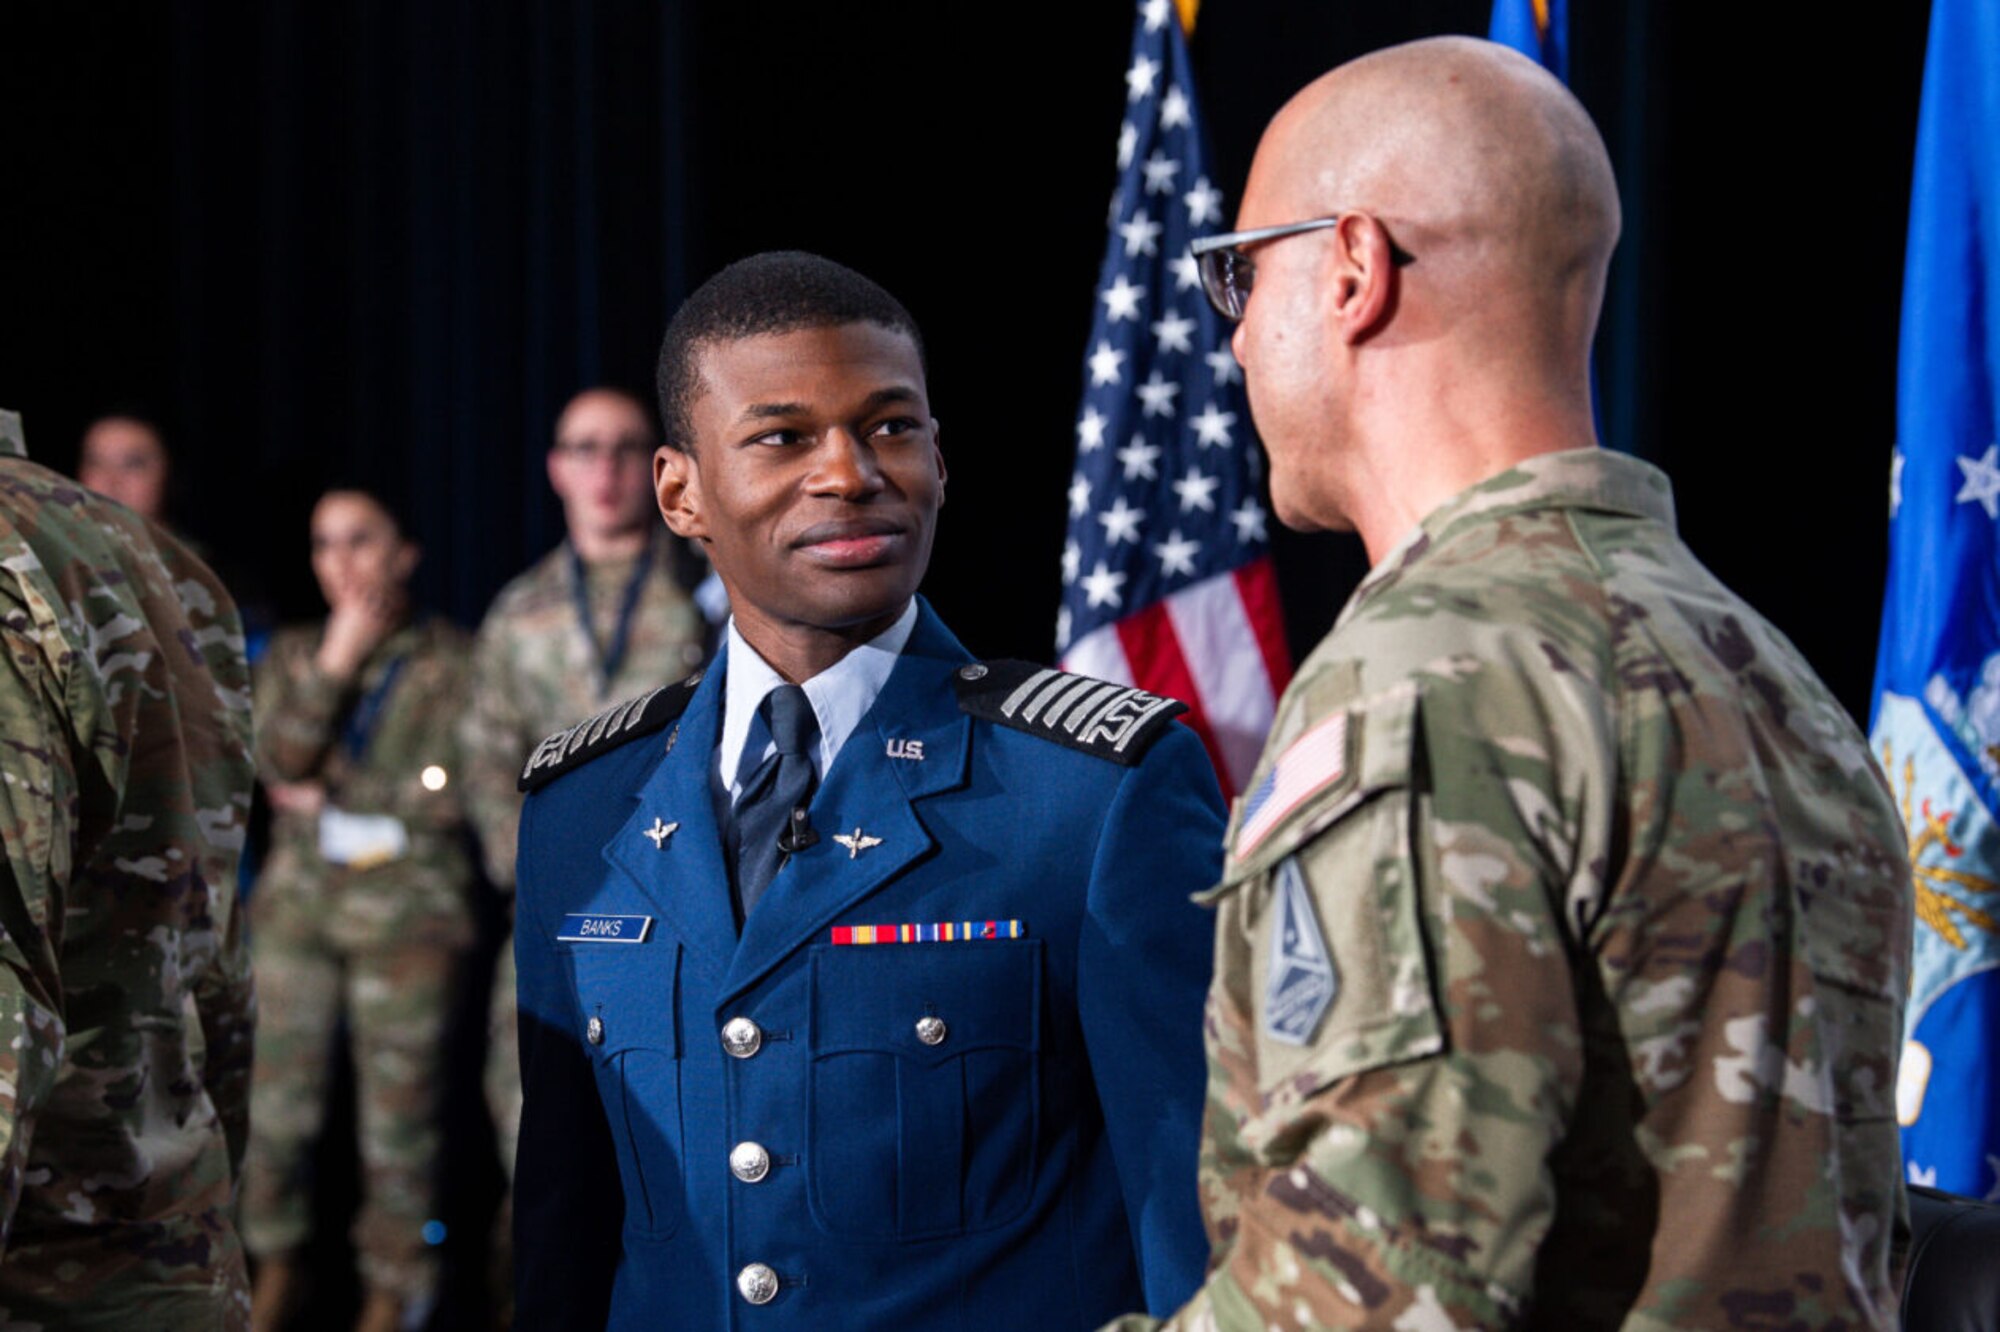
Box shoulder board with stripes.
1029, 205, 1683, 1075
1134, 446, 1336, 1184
518, 671, 703, 794
952, 660, 1186, 766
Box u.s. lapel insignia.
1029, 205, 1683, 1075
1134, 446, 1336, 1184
642, 817, 680, 849
886, 738, 925, 761
1264, 855, 1337, 1045
831, 827, 884, 860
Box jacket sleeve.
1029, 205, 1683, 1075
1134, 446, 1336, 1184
253, 632, 347, 784
512, 790, 625, 1330
1077, 721, 1227, 1315
1102, 683, 1582, 1332
0, 619, 73, 1253
194, 875, 257, 1181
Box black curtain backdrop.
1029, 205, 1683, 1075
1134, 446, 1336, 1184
0, 2, 1930, 710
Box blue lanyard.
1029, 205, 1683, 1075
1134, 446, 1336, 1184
342, 655, 408, 761
567, 528, 654, 696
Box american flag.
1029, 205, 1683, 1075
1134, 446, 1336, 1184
1058, 0, 1290, 800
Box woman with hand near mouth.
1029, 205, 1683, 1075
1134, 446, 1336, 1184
242, 486, 474, 1332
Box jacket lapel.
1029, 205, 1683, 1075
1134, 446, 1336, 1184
718, 602, 973, 1004
600, 661, 740, 981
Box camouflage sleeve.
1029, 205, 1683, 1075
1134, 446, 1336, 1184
458, 615, 529, 890
253, 630, 347, 784
0, 607, 86, 1248
1109, 679, 1582, 1330
157, 540, 258, 1185
191, 855, 255, 1184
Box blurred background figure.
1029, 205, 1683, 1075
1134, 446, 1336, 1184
458, 388, 711, 1220
243, 487, 475, 1332
0, 408, 257, 1331
76, 412, 171, 520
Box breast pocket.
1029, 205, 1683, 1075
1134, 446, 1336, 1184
568, 943, 684, 1240
807, 940, 1042, 1241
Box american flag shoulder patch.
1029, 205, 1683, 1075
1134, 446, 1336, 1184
830, 920, 1026, 946
1233, 711, 1351, 858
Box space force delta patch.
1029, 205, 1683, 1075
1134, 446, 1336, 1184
1264, 856, 1337, 1044
831, 920, 1025, 945
953, 661, 1186, 765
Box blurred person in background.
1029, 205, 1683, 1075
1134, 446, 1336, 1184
458, 389, 711, 1230
76, 412, 172, 521
243, 486, 475, 1332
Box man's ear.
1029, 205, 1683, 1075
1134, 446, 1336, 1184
655, 445, 708, 542
1325, 211, 1398, 344
395, 540, 422, 582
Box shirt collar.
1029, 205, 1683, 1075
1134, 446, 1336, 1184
717, 599, 920, 800
0, 410, 26, 459
1343, 447, 1677, 622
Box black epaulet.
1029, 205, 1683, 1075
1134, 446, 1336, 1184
518, 671, 704, 793
951, 660, 1187, 766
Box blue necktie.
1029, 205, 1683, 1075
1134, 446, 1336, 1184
730, 684, 820, 920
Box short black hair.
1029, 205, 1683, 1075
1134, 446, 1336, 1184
654, 250, 925, 453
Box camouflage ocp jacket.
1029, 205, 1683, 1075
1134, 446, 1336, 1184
253, 617, 475, 950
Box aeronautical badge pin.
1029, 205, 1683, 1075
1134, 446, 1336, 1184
831, 827, 884, 859
1264, 855, 1337, 1045
643, 817, 679, 849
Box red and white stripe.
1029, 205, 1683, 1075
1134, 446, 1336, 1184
1062, 557, 1290, 800
1232, 709, 1349, 858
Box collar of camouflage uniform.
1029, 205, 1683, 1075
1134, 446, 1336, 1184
1, 409, 25, 458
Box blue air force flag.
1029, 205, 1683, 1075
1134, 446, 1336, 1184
1871, 0, 2000, 1202
1488, 0, 1569, 81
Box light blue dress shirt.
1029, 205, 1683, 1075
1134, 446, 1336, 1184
715, 598, 919, 802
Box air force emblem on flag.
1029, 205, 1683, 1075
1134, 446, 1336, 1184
1264, 855, 1337, 1045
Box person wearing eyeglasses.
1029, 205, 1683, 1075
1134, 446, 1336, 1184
1109, 35, 1910, 1332
458, 388, 715, 1206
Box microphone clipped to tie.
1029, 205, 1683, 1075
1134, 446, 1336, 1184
776, 805, 819, 856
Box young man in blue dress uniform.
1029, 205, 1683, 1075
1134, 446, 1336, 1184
512, 252, 1225, 1330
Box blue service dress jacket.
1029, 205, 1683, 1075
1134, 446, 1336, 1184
513, 601, 1223, 1331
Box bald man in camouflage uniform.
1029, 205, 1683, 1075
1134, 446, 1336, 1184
1116, 38, 1912, 1332
0, 408, 256, 1330
460, 388, 708, 1182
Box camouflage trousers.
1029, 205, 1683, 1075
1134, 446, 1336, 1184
485, 934, 521, 1181
239, 894, 464, 1304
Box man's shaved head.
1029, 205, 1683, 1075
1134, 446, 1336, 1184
1251, 35, 1619, 320
1232, 36, 1621, 549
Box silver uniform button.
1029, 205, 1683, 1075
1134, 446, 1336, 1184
585, 1015, 605, 1046
958, 664, 989, 681
721, 1017, 763, 1059
730, 1141, 771, 1183
915, 1015, 948, 1047
737, 1262, 779, 1306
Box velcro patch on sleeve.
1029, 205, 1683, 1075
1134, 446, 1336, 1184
953, 660, 1186, 766
1234, 711, 1350, 858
